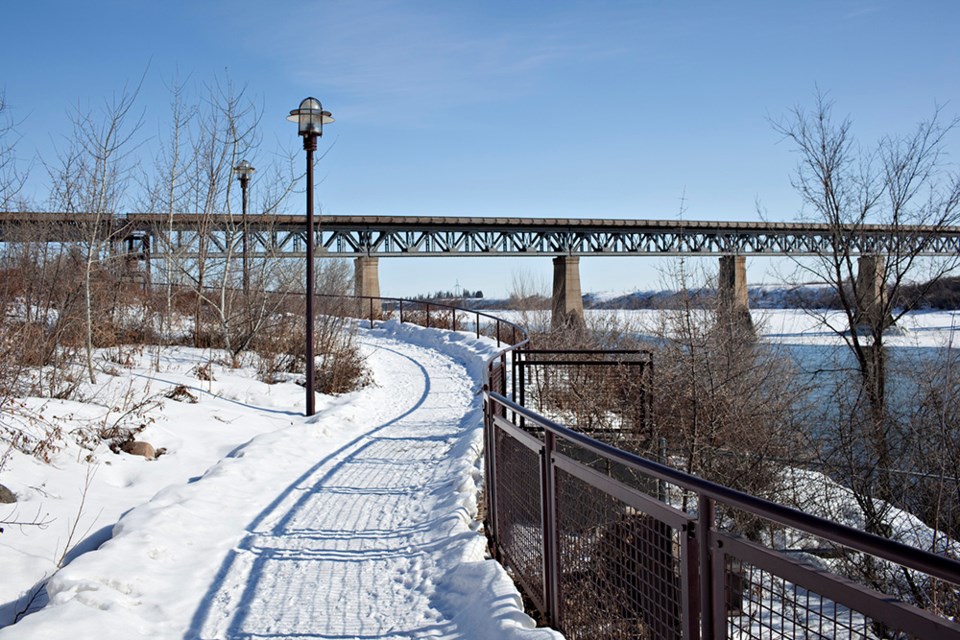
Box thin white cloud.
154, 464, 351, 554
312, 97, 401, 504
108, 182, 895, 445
839, 1, 886, 20
254, 1, 625, 120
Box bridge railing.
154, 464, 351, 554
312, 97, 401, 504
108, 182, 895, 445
484, 383, 960, 639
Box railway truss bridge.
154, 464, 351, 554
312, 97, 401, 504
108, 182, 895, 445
2, 212, 959, 327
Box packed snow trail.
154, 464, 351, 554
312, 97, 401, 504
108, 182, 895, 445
0, 323, 560, 639
192, 338, 500, 638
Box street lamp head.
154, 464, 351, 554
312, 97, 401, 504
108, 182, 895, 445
287, 97, 334, 137
234, 159, 256, 181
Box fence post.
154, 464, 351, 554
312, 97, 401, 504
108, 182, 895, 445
500, 352, 507, 399
541, 429, 561, 628
517, 353, 527, 431
483, 385, 500, 561
683, 522, 701, 640
699, 495, 716, 640
511, 351, 517, 404
658, 437, 668, 503
475, 311, 481, 339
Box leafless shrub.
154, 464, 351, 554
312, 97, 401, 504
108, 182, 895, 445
645, 267, 810, 522
0, 400, 66, 464
512, 262, 808, 524
192, 362, 216, 381
253, 312, 304, 383
164, 384, 198, 403
508, 268, 552, 333
314, 327, 370, 395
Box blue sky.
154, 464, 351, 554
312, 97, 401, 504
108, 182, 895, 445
2, 1, 959, 297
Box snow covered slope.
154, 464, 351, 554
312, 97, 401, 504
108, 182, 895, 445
0, 321, 559, 639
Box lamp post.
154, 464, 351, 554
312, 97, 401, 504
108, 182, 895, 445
288, 97, 334, 417
233, 159, 255, 295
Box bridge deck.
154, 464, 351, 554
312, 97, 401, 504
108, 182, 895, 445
1, 212, 958, 257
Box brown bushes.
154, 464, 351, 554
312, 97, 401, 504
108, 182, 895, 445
0, 245, 371, 467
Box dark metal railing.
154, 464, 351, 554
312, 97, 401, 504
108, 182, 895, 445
146, 284, 526, 350
483, 385, 960, 639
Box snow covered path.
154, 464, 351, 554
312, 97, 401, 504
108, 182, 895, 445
1, 323, 559, 639
192, 338, 499, 638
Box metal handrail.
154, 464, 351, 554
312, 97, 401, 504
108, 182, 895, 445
329, 293, 529, 350
491, 390, 960, 587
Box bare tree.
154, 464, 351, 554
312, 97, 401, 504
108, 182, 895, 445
772, 96, 960, 623
507, 268, 551, 332
772, 94, 960, 516
0, 90, 28, 211
137, 74, 198, 357
46, 82, 144, 383
138, 73, 306, 360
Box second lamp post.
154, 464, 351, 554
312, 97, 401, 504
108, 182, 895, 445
233, 159, 255, 294
288, 97, 334, 417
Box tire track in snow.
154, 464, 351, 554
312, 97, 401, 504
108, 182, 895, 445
195, 338, 480, 639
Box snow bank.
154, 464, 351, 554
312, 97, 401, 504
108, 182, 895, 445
0, 324, 560, 639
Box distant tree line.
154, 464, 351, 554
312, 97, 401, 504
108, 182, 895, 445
414, 289, 483, 301
581, 278, 960, 312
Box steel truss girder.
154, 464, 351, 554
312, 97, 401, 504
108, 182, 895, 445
3, 213, 959, 258
143, 227, 960, 258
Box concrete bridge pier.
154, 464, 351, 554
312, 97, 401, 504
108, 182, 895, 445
354, 256, 381, 299
855, 255, 893, 331
717, 255, 753, 333
552, 255, 585, 331
354, 256, 381, 321
123, 233, 151, 288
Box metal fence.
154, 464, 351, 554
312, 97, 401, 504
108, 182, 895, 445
483, 388, 960, 639
343, 294, 526, 347
153, 285, 526, 351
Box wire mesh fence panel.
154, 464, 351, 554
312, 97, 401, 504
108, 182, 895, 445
554, 465, 684, 640
717, 535, 960, 640
516, 351, 653, 457
494, 427, 547, 614
554, 439, 665, 504
483, 327, 960, 639
726, 560, 874, 639
489, 360, 506, 398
